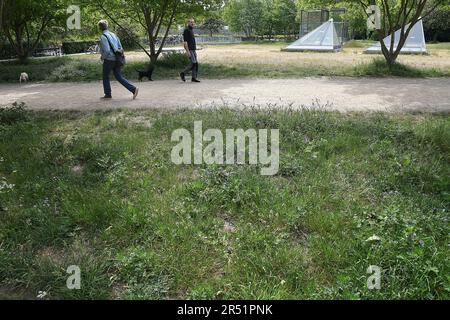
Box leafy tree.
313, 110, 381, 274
260, 0, 278, 38
223, 0, 298, 38
223, 0, 264, 37
201, 16, 225, 37
274, 0, 298, 37
1, 0, 67, 62
90, 0, 222, 64
423, 5, 450, 41
353, 0, 449, 66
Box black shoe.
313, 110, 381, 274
191, 79, 201, 83
180, 72, 186, 82
101, 95, 112, 99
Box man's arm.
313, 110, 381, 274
99, 36, 109, 60
183, 29, 191, 58
184, 41, 191, 58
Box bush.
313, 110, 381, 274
0, 40, 57, 60
62, 41, 98, 55
0, 102, 29, 125
155, 52, 189, 69
0, 42, 17, 60
0, 58, 69, 83
48, 60, 101, 82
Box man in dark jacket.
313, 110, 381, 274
180, 18, 200, 83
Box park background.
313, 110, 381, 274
1, 0, 450, 80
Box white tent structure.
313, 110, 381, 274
284, 19, 342, 52
364, 19, 427, 54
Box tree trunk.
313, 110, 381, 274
378, 29, 398, 67
384, 52, 396, 66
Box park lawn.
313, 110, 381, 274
1, 41, 450, 83
0, 104, 449, 299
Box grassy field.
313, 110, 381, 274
0, 104, 449, 299
1, 41, 450, 83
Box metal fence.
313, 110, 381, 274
195, 36, 242, 44
299, 8, 349, 44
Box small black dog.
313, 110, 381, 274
136, 65, 155, 82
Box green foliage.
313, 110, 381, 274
47, 60, 99, 81
1, 0, 68, 61
0, 57, 73, 82
224, 0, 265, 37
0, 41, 17, 60
116, 23, 141, 50
0, 102, 29, 125
155, 52, 190, 68
88, 0, 223, 62
201, 17, 225, 37
346, 0, 450, 64
62, 41, 98, 55
423, 6, 450, 42
224, 0, 298, 37
353, 58, 430, 77
1, 44, 450, 84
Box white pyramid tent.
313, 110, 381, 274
365, 19, 427, 54
284, 19, 342, 52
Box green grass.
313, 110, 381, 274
1, 45, 449, 83
0, 104, 449, 299
352, 58, 444, 77
428, 42, 450, 50
344, 40, 375, 48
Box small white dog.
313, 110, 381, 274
19, 72, 29, 83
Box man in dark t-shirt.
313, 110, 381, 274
180, 18, 200, 83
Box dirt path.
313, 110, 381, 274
1, 77, 449, 112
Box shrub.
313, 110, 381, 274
155, 52, 189, 69
0, 102, 29, 125
0, 42, 17, 60
62, 41, 98, 55
48, 60, 101, 82
48, 61, 86, 81
0, 58, 69, 83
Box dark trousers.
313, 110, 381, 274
103, 60, 136, 96
182, 50, 198, 79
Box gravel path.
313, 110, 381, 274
1, 77, 449, 112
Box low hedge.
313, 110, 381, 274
0, 42, 18, 60
62, 40, 98, 55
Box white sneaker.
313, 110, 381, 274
133, 87, 139, 100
